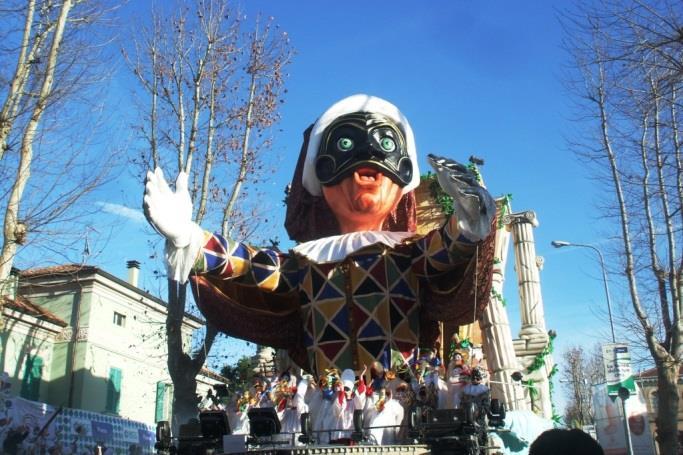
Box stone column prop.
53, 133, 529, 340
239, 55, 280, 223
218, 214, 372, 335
480, 200, 528, 411
508, 211, 547, 339
252, 346, 276, 378
507, 210, 554, 418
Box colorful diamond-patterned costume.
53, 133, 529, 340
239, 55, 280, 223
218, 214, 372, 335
190, 212, 481, 377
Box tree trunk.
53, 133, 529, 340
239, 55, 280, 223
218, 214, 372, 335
166, 279, 199, 430
166, 278, 218, 430
656, 362, 680, 455
171, 372, 200, 429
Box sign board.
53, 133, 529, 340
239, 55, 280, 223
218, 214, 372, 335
602, 343, 636, 397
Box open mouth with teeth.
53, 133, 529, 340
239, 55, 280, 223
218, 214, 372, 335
353, 166, 383, 186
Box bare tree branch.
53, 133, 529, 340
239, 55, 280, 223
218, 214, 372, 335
128, 0, 292, 427
561, 1, 683, 451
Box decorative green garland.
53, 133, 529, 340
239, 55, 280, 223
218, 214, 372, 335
498, 193, 513, 228
490, 288, 507, 307
424, 173, 455, 216
527, 331, 556, 374
466, 162, 482, 183
548, 364, 562, 424
523, 379, 539, 400
524, 331, 562, 424
447, 337, 472, 360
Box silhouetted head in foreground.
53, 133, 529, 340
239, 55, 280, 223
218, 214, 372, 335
529, 428, 604, 455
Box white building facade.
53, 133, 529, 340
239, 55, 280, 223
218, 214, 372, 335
1, 263, 225, 425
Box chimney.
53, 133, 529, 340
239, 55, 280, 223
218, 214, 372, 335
126, 260, 140, 288
2, 267, 20, 298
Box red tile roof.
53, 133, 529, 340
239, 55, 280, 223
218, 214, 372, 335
200, 367, 230, 383
637, 365, 683, 378
20, 264, 98, 278
3, 295, 67, 327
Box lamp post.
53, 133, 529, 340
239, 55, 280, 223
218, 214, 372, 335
551, 240, 633, 455
550, 241, 616, 342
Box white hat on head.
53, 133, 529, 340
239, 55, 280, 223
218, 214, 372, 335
302, 94, 420, 196
341, 368, 356, 391
296, 377, 309, 398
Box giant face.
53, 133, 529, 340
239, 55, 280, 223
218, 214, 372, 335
321, 168, 403, 232
315, 112, 413, 188
317, 112, 409, 232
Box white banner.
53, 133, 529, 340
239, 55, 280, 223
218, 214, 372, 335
593, 382, 655, 455
0, 395, 155, 454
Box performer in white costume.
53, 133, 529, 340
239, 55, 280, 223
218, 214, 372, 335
329, 369, 367, 442
280, 376, 309, 439
365, 385, 405, 445
447, 351, 471, 408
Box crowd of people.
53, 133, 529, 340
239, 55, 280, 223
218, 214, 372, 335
201, 347, 491, 446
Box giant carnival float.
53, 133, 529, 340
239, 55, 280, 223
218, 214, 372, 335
144, 95, 557, 454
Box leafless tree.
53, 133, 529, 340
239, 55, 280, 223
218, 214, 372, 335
562, 1, 683, 452
561, 344, 605, 428
0, 0, 118, 328
126, 0, 292, 427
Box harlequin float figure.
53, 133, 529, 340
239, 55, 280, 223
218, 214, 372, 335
143, 94, 496, 378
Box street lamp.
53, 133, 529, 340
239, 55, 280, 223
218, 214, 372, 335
550, 241, 616, 342
551, 240, 633, 455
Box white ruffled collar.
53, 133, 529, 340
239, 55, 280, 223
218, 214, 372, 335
292, 231, 416, 264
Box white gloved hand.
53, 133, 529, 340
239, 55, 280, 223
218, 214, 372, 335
143, 167, 196, 248
428, 154, 495, 242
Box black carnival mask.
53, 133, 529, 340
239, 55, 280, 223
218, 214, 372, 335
315, 112, 413, 187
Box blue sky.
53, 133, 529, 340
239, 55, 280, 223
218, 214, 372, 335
17, 1, 637, 410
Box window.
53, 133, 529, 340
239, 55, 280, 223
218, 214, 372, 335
113, 312, 126, 327
20, 355, 43, 400
106, 367, 122, 413
155, 382, 173, 422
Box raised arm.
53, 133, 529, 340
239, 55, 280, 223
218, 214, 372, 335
428, 154, 495, 243
143, 168, 204, 282
143, 167, 295, 291
411, 155, 495, 277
